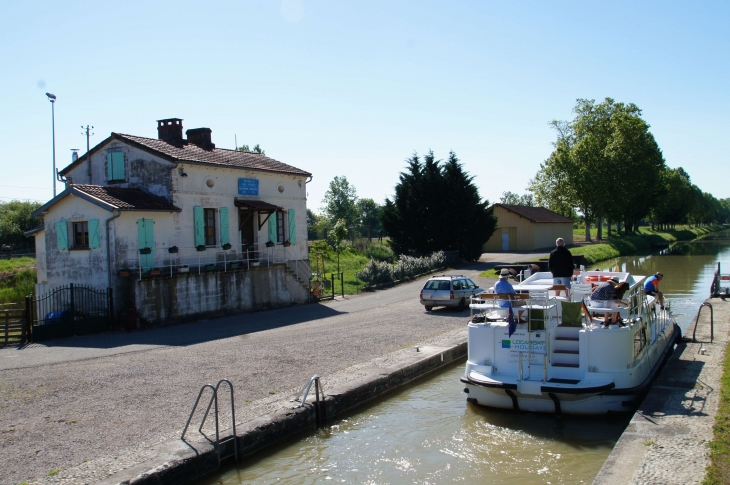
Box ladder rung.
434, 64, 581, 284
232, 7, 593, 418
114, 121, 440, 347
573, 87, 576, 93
554, 350, 579, 354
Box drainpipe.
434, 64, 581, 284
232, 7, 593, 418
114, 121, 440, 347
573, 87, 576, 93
106, 209, 121, 288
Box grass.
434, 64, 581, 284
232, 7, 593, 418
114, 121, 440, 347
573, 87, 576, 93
309, 244, 372, 295
0, 257, 36, 306
704, 340, 730, 484
479, 225, 726, 278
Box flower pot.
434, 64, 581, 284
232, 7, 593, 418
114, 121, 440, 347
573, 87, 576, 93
168, 246, 179, 254
265, 241, 275, 248
283, 241, 292, 247
222, 243, 232, 250
149, 269, 161, 276
139, 248, 152, 255
229, 263, 240, 269
119, 270, 131, 277
196, 245, 206, 252
178, 266, 189, 273
205, 264, 215, 271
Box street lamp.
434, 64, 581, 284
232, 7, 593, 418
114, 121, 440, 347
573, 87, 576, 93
46, 92, 57, 197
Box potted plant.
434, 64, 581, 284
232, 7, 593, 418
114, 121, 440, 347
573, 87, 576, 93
196, 245, 206, 252
178, 265, 189, 273
119, 268, 131, 277
205, 263, 215, 271
139, 247, 152, 255
168, 246, 179, 254
229, 262, 240, 269
149, 267, 161, 276
283, 240, 292, 247
265, 241, 275, 248
222, 243, 232, 250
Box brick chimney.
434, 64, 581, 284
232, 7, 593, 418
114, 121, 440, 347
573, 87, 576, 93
157, 118, 183, 143
186, 128, 215, 150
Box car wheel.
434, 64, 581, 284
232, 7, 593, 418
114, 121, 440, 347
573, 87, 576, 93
457, 298, 466, 311
425, 306, 433, 311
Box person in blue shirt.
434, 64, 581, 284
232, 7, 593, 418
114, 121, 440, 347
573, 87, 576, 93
495, 268, 526, 320
643, 272, 664, 309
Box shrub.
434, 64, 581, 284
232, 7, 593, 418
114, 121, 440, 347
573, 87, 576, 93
366, 243, 394, 262
355, 259, 394, 285
355, 251, 445, 286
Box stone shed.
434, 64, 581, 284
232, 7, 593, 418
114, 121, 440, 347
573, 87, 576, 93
482, 204, 574, 252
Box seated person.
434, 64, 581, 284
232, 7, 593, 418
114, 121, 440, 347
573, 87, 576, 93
495, 268, 526, 321
589, 277, 629, 326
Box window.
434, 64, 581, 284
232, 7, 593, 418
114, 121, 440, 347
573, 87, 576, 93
277, 211, 285, 243
204, 208, 216, 246
73, 221, 89, 248
107, 152, 125, 182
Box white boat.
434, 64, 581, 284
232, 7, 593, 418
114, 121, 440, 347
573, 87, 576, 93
461, 270, 680, 415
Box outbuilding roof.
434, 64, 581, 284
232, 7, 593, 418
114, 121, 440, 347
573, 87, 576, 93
495, 204, 574, 223
32, 184, 181, 217
60, 133, 311, 177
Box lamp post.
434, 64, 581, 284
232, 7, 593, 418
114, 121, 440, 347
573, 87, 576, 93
46, 93, 57, 197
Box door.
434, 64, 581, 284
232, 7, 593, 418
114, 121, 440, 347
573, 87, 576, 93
501, 231, 509, 251
137, 219, 155, 271
239, 210, 255, 258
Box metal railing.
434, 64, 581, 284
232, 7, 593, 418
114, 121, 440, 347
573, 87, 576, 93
292, 375, 327, 425
116, 243, 309, 281
182, 379, 237, 465
692, 302, 714, 344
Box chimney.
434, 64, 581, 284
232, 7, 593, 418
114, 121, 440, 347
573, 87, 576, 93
157, 118, 184, 143
186, 128, 215, 150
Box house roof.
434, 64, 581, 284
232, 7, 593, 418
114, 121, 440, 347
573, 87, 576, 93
24, 225, 44, 237
60, 133, 312, 177
32, 184, 181, 217
495, 204, 574, 223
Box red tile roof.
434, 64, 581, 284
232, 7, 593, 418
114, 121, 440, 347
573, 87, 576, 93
117, 133, 311, 176
495, 204, 574, 223
74, 185, 181, 211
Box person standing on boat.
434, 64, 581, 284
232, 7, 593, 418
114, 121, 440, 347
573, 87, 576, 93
644, 272, 665, 309
495, 268, 526, 320
590, 278, 629, 326
549, 238, 573, 296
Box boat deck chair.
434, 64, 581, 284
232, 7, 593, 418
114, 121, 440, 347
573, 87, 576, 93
560, 300, 585, 327
570, 283, 593, 302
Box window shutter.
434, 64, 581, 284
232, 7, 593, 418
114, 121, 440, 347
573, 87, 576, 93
193, 206, 205, 246
268, 212, 277, 242
107, 153, 114, 181
56, 221, 68, 250
88, 219, 100, 248
288, 209, 296, 245
137, 219, 155, 271
111, 152, 125, 181
219, 207, 230, 245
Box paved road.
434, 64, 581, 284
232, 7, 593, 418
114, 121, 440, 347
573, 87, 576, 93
0, 252, 545, 485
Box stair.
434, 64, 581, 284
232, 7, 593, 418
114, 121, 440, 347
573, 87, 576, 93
551, 325, 581, 371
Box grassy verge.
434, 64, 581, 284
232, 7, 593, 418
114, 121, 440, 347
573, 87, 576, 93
704, 343, 730, 484
479, 225, 726, 278
309, 245, 374, 295
0, 257, 37, 306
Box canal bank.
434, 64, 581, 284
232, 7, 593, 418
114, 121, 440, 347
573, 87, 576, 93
594, 297, 730, 485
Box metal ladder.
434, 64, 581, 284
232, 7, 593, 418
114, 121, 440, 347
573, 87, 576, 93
292, 375, 327, 425
692, 302, 714, 345
182, 379, 238, 464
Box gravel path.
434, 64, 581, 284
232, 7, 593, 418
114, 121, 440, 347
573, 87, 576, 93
1, 254, 547, 485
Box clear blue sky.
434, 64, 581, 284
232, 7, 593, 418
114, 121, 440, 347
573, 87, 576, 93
1, 1, 728, 211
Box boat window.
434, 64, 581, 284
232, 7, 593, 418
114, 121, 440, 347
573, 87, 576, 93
634, 324, 648, 357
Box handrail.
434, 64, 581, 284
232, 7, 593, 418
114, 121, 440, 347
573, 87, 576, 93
692, 302, 714, 344
292, 375, 327, 424
181, 379, 238, 464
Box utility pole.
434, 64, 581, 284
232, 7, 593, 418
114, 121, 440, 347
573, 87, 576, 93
46, 93, 57, 196
82, 125, 94, 182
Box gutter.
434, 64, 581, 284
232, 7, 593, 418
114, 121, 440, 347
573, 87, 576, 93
106, 209, 121, 288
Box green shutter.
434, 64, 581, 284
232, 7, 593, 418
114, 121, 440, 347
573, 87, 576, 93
194, 206, 205, 247
288, 209, 296, 245
137, 218, 155, 271
56, 221, 68, 250
111, 152, 125, 181
268, 212, 277, 242
88, 219, 100, 248
107, 153, 114, 181
219, 207, 230, 245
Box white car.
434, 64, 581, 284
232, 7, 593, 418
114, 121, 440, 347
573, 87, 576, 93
419, 275, 485, 311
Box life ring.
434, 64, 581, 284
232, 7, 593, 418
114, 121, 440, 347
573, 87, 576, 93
585, 275, 612, 283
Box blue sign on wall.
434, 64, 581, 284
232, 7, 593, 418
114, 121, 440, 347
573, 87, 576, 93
238, 178, 259, 195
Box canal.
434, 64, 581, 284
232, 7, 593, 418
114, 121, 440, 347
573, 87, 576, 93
199, 232, 730, 485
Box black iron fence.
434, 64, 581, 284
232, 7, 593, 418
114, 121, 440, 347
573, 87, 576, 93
26, 284, 112, 341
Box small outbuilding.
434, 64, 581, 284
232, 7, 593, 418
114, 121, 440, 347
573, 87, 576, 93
482, 204, 574, 252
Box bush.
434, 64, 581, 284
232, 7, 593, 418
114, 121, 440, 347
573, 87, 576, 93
355, 259, 394, 285
366, 243, 394, 262
355, 251, 445, 286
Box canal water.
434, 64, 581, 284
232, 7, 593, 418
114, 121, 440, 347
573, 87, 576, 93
200, 232, 730, 485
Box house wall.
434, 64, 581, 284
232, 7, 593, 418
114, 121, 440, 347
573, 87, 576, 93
34, 229, 47, 285
533, 222, 574, 249
121, 263, 308, 323
482, 206, 535, 251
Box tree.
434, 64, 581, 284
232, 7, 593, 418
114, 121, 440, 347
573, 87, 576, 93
331, 218, 349, 273
381, 151, 496, 261
356, 198, 382, 233
321, 176, 359, 226
0, 201, 43, 248
500, 191, 535, 206
236, 144, 265, 155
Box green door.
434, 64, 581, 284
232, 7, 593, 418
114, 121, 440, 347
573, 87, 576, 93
137, 218, 155, 271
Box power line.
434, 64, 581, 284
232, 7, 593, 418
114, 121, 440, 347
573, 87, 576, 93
0, 196, 46, 201
0, 184, 52, 189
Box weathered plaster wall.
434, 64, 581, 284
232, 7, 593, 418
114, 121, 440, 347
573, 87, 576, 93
122, 264, 308, 323
34, 229, 47, 284
41, 195, 111, 289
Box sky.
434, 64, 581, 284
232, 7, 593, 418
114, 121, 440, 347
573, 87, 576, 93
1, 1, 728, 211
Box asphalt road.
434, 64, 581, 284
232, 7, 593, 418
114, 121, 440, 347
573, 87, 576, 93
0, 252, 545, 485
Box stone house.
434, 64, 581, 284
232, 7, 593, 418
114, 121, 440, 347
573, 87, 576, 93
30, 118, 312, 323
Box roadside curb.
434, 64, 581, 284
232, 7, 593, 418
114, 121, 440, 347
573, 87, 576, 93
107, 338, 468, 484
